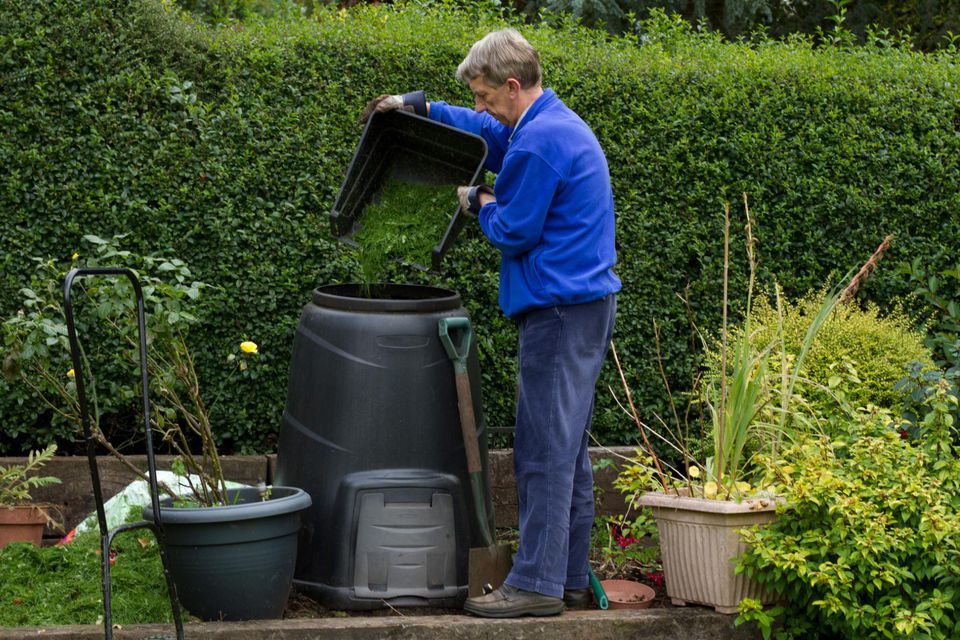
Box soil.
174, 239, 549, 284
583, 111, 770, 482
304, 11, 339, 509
284, 592, 465, 619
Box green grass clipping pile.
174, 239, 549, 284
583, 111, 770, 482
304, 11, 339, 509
353, 180, 455, 288
0, 531, 172, 626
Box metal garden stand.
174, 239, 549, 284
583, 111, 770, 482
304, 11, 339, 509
63, 267, 184, 640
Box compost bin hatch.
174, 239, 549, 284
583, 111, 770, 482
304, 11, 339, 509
330, 110, 488, 271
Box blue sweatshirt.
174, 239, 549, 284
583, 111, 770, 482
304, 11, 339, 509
429, 89, 621, 317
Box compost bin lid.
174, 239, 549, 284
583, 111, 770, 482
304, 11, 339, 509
330, 109, 488, 271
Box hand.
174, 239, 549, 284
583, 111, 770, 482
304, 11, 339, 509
359, 95, 410, 124
359, 91, 427, 124
458, 185, 495, 216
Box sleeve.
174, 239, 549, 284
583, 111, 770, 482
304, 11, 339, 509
428, 101, 510, 174
478, 151, 562, 257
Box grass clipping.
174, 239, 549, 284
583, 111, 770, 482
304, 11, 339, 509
353, 180, 454, 285
0, 532, 172, 625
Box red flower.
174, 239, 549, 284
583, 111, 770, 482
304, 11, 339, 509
612, 525, 638, 548
645, 571, 665, 589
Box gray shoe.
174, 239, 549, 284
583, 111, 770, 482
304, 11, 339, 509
563, 587, 592, 609
463, 584, 564, 618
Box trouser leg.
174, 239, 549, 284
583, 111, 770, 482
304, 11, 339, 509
506, 295, 616, 598
565, 415, 595, 590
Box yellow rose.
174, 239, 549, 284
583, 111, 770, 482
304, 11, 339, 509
71, 252, 79, 261
735, 481, 751, 494
687, 466, 700, 479
240, 341, 258, 354
67, 368, 75, 378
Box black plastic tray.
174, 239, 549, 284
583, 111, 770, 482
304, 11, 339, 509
330, 110, 488, 271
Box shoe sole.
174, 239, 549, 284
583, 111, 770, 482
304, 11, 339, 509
463, 602, 565, 619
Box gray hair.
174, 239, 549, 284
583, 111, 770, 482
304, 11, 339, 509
456, 28, 542, 89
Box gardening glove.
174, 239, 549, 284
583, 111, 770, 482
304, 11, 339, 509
359, 90, 427, 124
457, 184, 495, 216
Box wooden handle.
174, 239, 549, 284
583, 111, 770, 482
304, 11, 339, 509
455, 371, 482, 474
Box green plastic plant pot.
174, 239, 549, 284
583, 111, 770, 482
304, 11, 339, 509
144, 486, 312, 621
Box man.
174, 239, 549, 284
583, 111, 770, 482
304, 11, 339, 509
364, 28, 620, 618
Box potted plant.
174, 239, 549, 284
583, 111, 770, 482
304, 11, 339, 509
0, 444, 61, 549
2, 236, 311, 621
613, 197, 848, 614
131, 327, 312, 621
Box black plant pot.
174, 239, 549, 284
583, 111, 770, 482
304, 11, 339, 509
144, 486, 312, 621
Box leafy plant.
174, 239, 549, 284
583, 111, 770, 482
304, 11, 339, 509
738, 411, 960, 639
1, 237, 259, 506
0, 444, 60, 507
740, 293, 933, 421
592, 451, 660, 577
611, 196, 846, 500
895, 362, 960, 455
899, 258, 960, 372
3, 236, 207, 450
815, 0, 857, 48
705, 201, 774, 498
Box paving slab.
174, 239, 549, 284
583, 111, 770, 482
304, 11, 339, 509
0, 608, 759, 640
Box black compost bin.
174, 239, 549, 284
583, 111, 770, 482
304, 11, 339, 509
275, 283, 493, 610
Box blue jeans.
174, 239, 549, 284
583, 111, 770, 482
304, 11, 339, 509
504, 294, 616, 598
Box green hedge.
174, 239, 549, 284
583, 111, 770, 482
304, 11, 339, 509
2, 0, 959, 453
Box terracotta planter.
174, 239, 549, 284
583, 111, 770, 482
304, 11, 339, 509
601, 579, 655, 609
639, 491, 778, 614
0, 505, 48, 549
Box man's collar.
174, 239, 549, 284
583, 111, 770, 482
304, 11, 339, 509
508, 88, 555, 143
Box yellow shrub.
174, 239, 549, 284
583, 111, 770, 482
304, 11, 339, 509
747, 291, 933, 412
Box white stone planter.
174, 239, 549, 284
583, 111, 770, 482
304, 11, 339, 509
639, 491, 779, 614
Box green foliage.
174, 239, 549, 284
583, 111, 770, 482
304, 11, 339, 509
768, 0, 960, 51
741, 292, 934, 417
738, 413, 960, 639
2, 236, 208, 450
1, 237, 259, 504
589, 452, 660, 577
174, 0, 303, 24
0, 530, 172, 626
0, 444, 60, 506
900, 258, 960, 371
510, 0, 960, 50
896, 363, 960, 452
613, 206, 848, 501
3, 0, 960, 453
